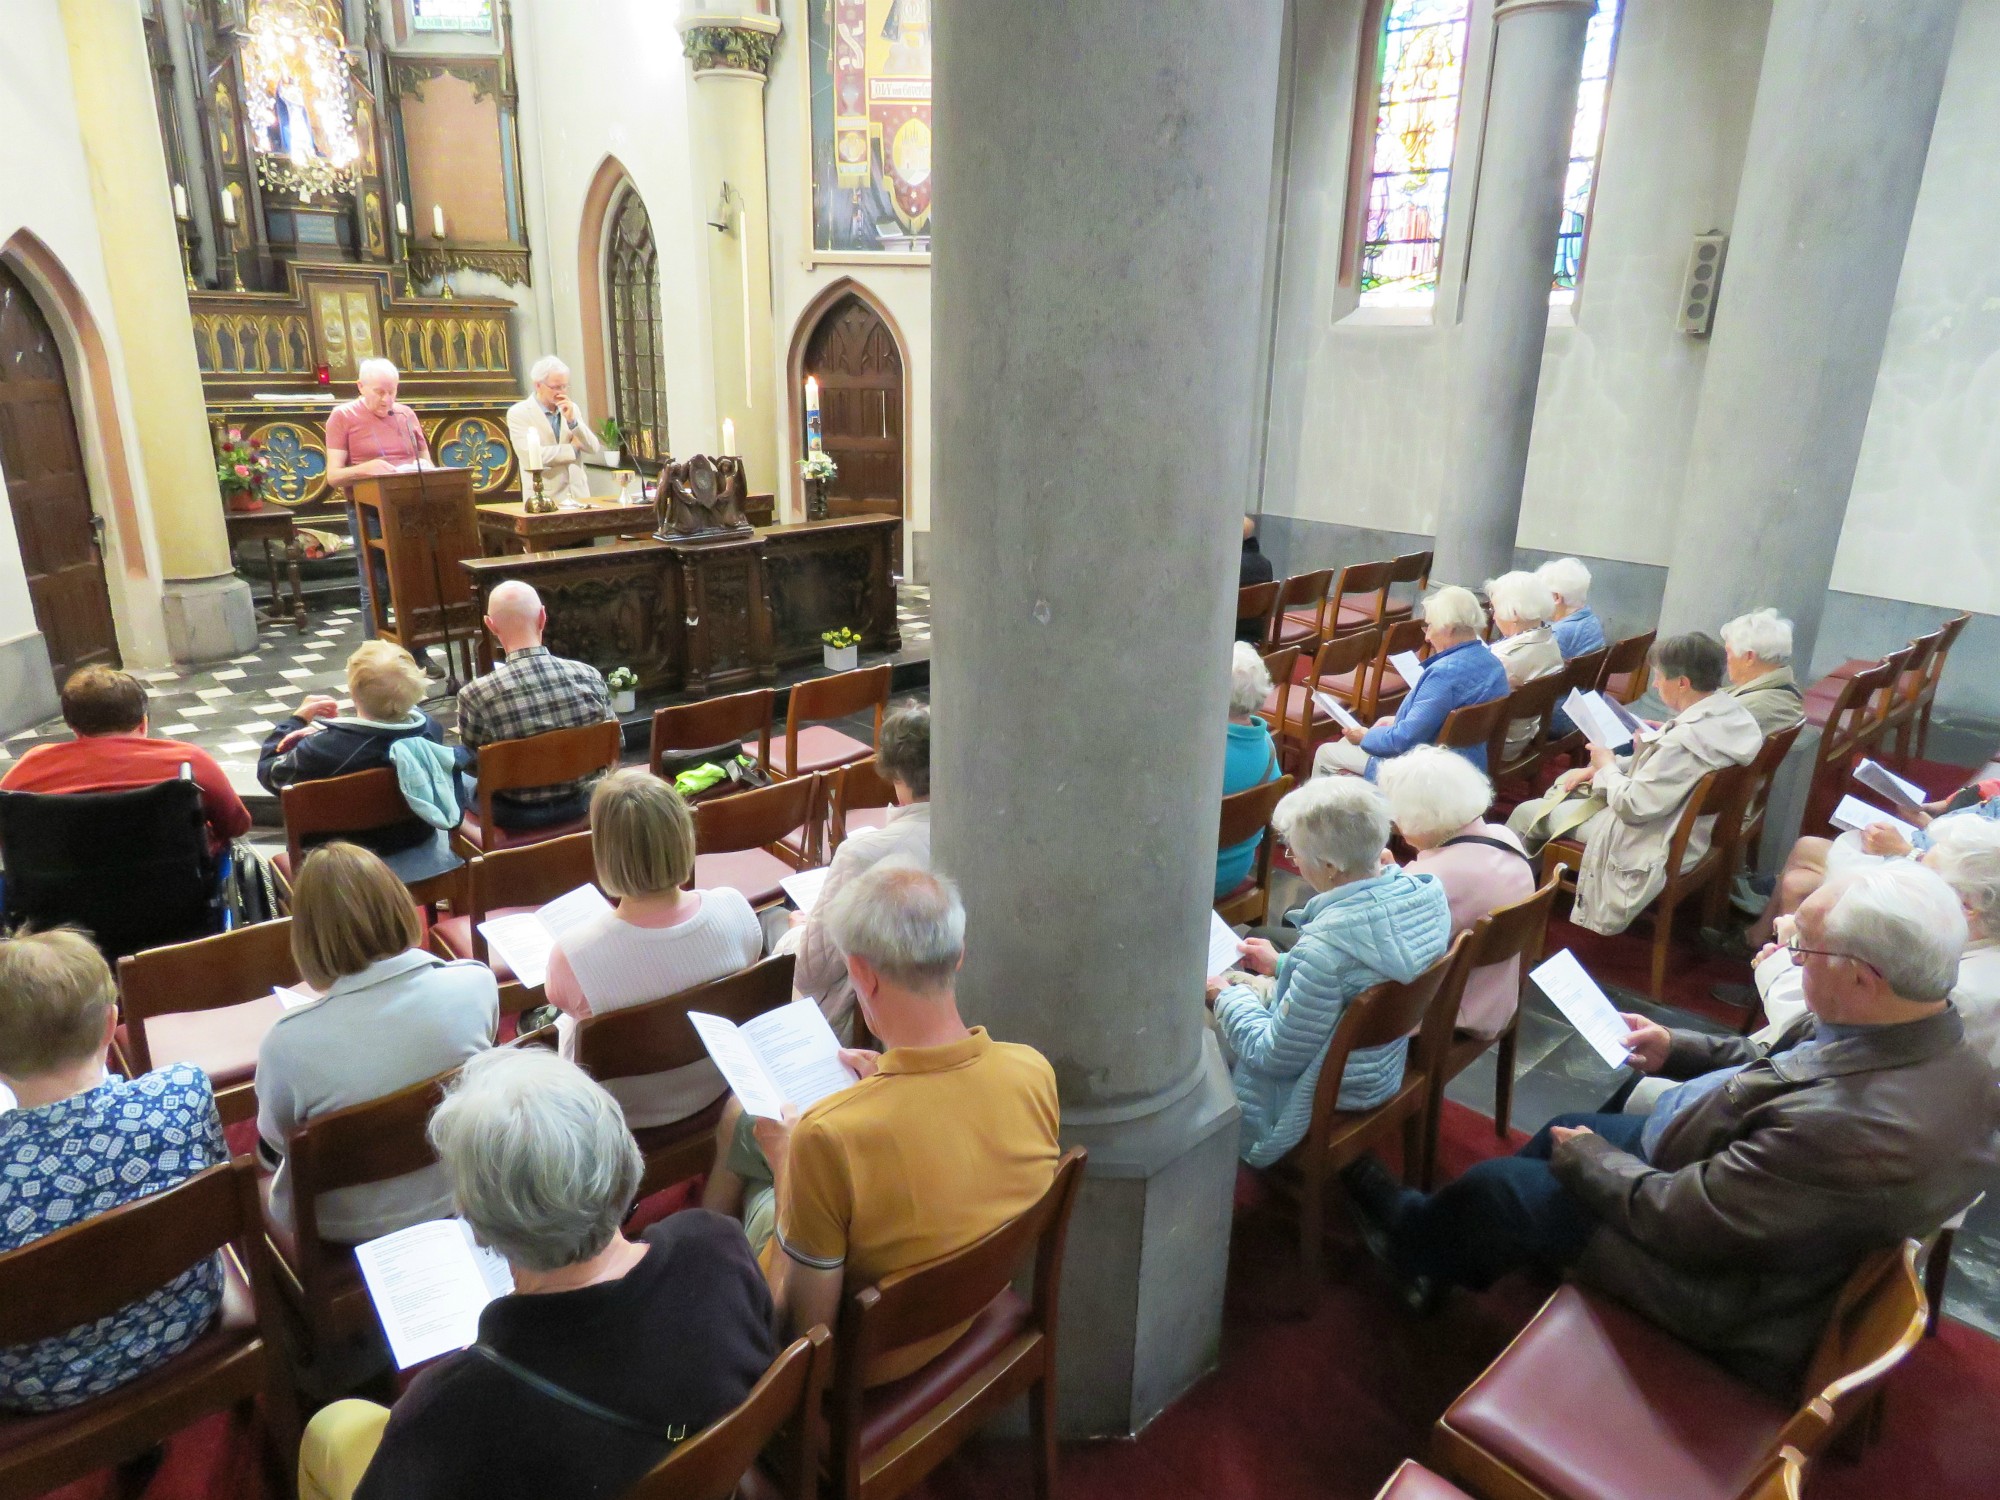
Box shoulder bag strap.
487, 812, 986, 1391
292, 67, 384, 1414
468, 1343, 679, 1443
1438, 832, 1537, 869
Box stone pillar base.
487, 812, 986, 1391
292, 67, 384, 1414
1053, 1034, 1241, 1437
161, 573, 257, 665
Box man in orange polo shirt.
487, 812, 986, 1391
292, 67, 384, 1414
325, 358, 433, 647
1, 666, 250, 855
703, 865, 1060, 1383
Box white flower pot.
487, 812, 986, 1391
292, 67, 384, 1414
611, 688, 637, 714
601, 447, 621, 467
823, 644, 859, 672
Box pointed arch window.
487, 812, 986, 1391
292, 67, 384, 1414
1552, 0, 1622, 303
606, 188, 669, 467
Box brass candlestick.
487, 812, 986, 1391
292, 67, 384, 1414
179, 225, 198, 291
528, 466, 551, 514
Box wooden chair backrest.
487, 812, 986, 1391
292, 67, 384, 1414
1485, 672, 1568, 769
622, 1326, 831, 1500
1818, 657, 1901, 766
1272, 569, 1335, 640
1739, 724, 1803, 829
1238, 581, 1282, 635
1307, 935, 1470, 1149
1387, 551, 1432, 589
1332, 560, 1394, 629
118, 918, 302, 1074
1372, 618, 1430, 710
1219, 774, 1294, 850
471, 830, 599, 919
1416, 883, 1557, 1072
1864, 643, 1918, 735
476, 720, 622, 803
1893, 629, 1943, 703
1657, 768, 1727, 889
831, 758, 898, 851
0, 1157, 261, 1346
574, 954, 795, 1081
1310, 626, 1382, 685
1781, 1241, 1927, 1459
1437, 696, 1511, 753
694, 774, 819, 856
1920, 612, 1972, 700
281, 767, 420, 868
1560, 645, 1610, 695
1597, 630, 1657, 700
787, 664, 891, 738
650, 688, 775, 774
1260, 646, 1303, 730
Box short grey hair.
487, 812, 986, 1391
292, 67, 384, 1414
1821, 861, 1968, 1003
823, 865, 965, 990
1484, 571, 1555, 627
1376, 745, 1494, 845
1422, 585, 1485, 636
356, 357, 399, 386
1275, 775, 1391, 877
1229, 641, 1274, 718
876, 702, 931, 798
1537, 556, 1591, 606
1925, 818, 2000, 939
428, 1049, 642, 1274
529, 355, 570, 386
1719, 608, 1794, 665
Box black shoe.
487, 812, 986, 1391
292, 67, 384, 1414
1710, 981, 1758, 1013
1339, 1156, 1440, 1316
421, 648, 448, 679
1696, 926, 1754, 962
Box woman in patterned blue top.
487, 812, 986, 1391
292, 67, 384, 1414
0, 928, 227, 1412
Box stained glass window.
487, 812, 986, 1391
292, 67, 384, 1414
1358, 0, 1475, 308
607, 189, 669, 470
1552, 0, 1622, 301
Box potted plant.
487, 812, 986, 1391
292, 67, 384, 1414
606, 665, 638, 714
821, 627, 860, 672
798, 449, 838, 521
597, 416, 624, 467
214, 426, 271, 513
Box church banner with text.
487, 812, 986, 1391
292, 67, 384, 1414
808, 0, 932, 255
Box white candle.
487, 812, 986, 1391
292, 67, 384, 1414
220, 192, 237, 227
172, 183, 189, 220
432, 203, 446, 238
395, 201, 409, 236
804, 376, 820, 418
721, 417, 736, 454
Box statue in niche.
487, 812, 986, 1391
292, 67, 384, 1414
656, 454, 751, 541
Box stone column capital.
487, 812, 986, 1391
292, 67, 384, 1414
1494, 0, 1599, 20
679, 14, 782, 79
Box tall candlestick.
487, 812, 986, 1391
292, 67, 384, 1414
219, 191, 237, 227
172, 183, 189, 220
721, 417, 736, 455
804, 376, 823, 453
432, 203, 447, 239
395, 201, 409, 236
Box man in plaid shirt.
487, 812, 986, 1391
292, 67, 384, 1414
456, 581, 614, 831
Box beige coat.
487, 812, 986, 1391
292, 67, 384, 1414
1725, 665, 1805, 737
506, 396, 605, 503
1572, 690, 1763, 935
1491, 625, 1566, 761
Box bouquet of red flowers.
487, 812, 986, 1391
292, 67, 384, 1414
215, 426, 270, 511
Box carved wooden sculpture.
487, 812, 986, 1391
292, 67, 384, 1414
656, 453, 752, 539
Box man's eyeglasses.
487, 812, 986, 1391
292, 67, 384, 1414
1785, 933, 1879, 975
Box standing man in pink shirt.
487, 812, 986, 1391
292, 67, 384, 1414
324, 359, 433, 649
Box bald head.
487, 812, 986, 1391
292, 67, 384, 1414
486, 580, 546, 653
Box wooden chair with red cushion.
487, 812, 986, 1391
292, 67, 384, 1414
1908, 611, 1970, 762
1237, 580, 1282, 644
1329, 559, 1395, 639
1263, 631, 1378, 777
277, 768, 465, 912
1541, 646, 1612, 764
260, 1068, 458, 1366
1436, 697, 1511, 763
1269, 569, 1336, 655
1266, 936, 1471, 1290
1414, 876, 1559, 1189
829, 757, 899, 856
650, 688, 776, 779
574, 955, 795, 1199
1801, 656, 1904, 838
1216, 774, 1296, 927
455, 719, 623, 856
1596, 629, 1657, 704
1380, 550, 1433, 627
1484, 673, 1570, 794
693, 775, 821, 909
621, 1326, 830, 1500
428, 830, 597, 1024
770, 665, 891, 780
0, 1158, 300, 1500
824, 1148, 1087, 1500
116, 919, 302, 1128
1429, 1242, 1926, 1500
1712, 724, 1805, 934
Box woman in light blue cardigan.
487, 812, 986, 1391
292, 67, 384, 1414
1208, 775, 1454, 1168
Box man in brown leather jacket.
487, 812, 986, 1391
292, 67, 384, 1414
1345, 861, 2000, 1395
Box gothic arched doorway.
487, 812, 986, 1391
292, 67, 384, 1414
800, 289, 905, 568
0, 262, 117, 685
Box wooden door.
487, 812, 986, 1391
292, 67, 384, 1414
0, 264, 118, 684
803, 292, 904, 567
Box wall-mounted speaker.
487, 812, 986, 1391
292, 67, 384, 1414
1679, 232, 1729, 337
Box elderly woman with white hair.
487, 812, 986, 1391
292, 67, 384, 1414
1378, 748, 1536, 1039
1485, 570, 1566, 761
296, 1049, 775, 1500
1315, 585, 1512, 780
324, 358, 433, 628
1219, 642, 1283, 897
1537, 556, 1605, 659
507, 355, 606, 503
1719, 608, 1805, 736
1208, 776, 1453, 1168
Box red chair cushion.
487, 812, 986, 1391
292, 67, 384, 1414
841, 808, 892, 840
1373, 1461, 1476, 1500
1216, 875, 1258, 906
857, 1289, 1032, 1458
1334, 601, 1379, 629
1602, 671, 1637, 700
1440, 1286, 1790, 1500
693, 849, 796, 907
121, 997, 287, 1095
429, 909, 531, 984
769, 726, 872, 777
456, 810, 593, 855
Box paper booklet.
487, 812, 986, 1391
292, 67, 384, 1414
780, 866, 831, 915
1388, 651, 1426, 692
1207, 910, 1247, 976
1529, 948, 1635, 1070
1603, 695, 1657, 743
1853, 759, 1928, 816
273, 983, 321, 1011
354, 1218, 516, 1370
1829, 794, 1921, 844
476, 884, 613, 991
1313, 690, 1363, 733
688, 998, 858, 1120
1562, 689, 1635, 753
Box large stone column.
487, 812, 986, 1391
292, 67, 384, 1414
680, 12, 781, 497
1432, 0, 1596, 588
931, 0, 1284, 1437
59, 0, 255, 663
1656, 0, 1963, 665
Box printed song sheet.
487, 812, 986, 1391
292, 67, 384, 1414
690, 998, 857, 1120
477, 884, 612, 991
1314, 691, 1363, 733
1530, 949, 1635, 1069
1853, 759, 1928, 815
1829, 795, 1921, 844
355, 1218, 515, 1370
1208, 911, 1245, 975
780, 866, 831, 915
1388, 652, 1426, 693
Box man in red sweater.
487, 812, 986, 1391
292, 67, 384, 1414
1, 667, 250, 854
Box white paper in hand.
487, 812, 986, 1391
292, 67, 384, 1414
1562, 689, 1632, 752
273, 983, 321, 1011
690, 999, 857, 1120
1854, 759, 1928, 814
1530, 949, 1635, 1070
1207, 911, 1244, 975
355, 1219, 514, 1370
780, 866, 831, 914
477, 884, 611, 990
1829, 795, 1920, 843
1313, 691, 1362, 733
1388, 652, 1426, 691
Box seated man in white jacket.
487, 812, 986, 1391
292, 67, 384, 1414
506, 355, 605, 502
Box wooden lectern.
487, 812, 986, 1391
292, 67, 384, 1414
350, 468, 483, 682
